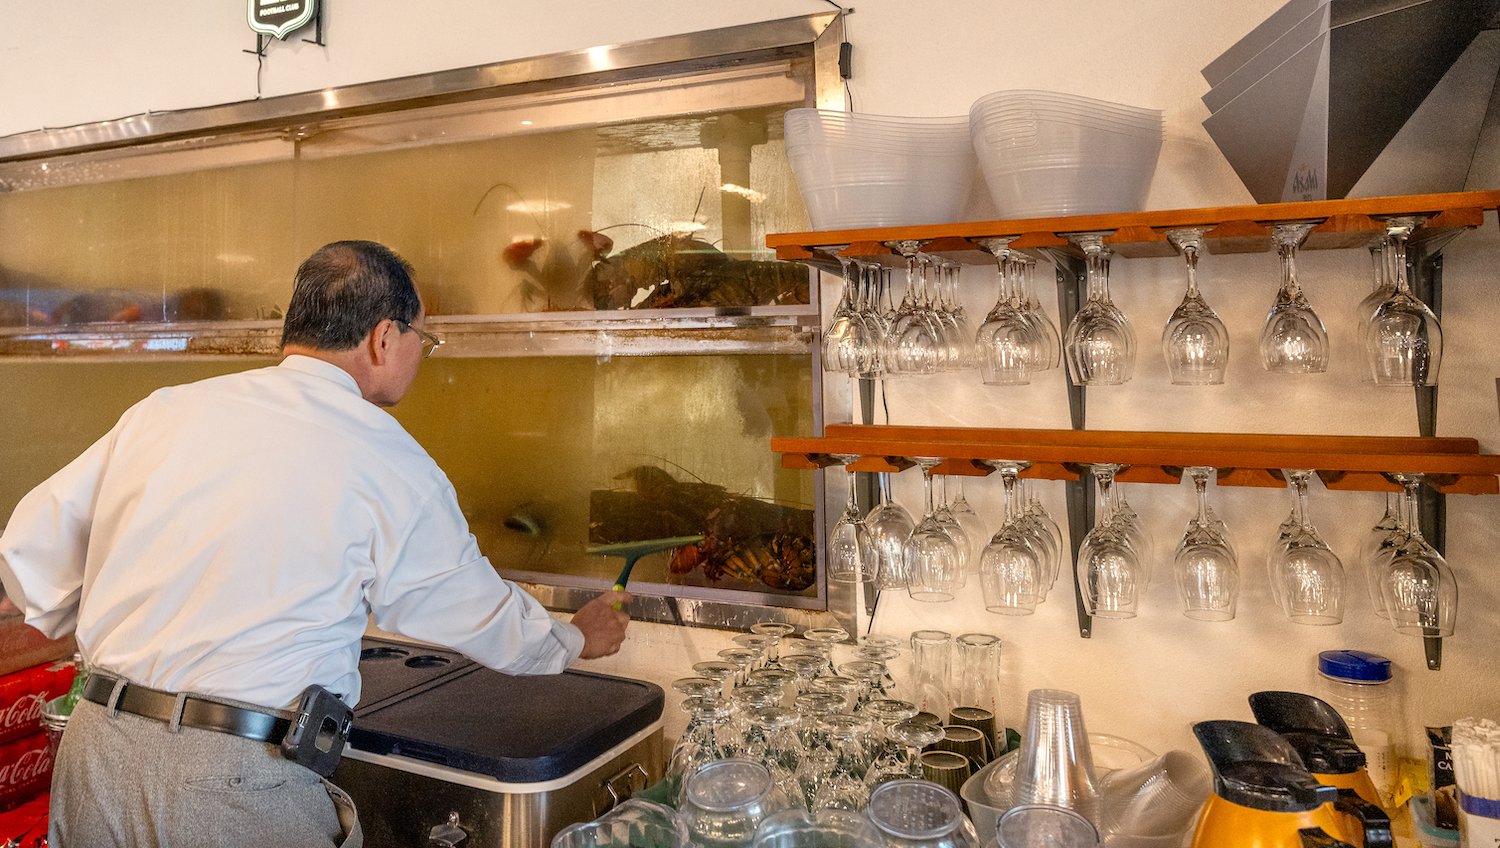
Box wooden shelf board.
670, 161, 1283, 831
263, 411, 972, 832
772, 426, 1500, 494
768, 190, 1500, 262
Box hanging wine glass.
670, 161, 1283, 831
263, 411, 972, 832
946, 477, 987, 575
932, 258, 976, 370
1173, 467, 1239, 621
826, 454, 875, 584
933, 476, 973, 579
1359, 492, 1402, 619
822, 255, 861, 376
978, 461, 1045, 615
1077, 464, 1145, 618
1366, 216, 1442, 386
1020, 479, 1064, 598
855, 263, 893, 380
904, 458, 964, 603
1064, 233, 1135, 385
1018, 254, 1062, 370
975, 236, 1042, 386
1162, 228, 1230, 385
1380, 474, 1458, 637
884, 240, 942, 377
866, 473, 915, 591
1267, 470, 1345, 625
1259, 221, 1329, 374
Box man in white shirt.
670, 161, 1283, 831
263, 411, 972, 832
0, 240, 631, 847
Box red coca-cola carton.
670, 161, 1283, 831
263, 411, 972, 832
0, 734, 51, 812
0, 661, 75, 746
0, 791, 48, 840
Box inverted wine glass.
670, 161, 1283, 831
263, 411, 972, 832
1173, 467, 1239, 621
866, 473, 916, 591
1379, 474, 1458, 637
1366, 216, 1442, 386
1162, 228, 1230, 385
978, 461, 1045, 615
904, 458, 964, 603
975, 236, 1044, 385
1268, 470, 1345, 625
1078, 464, 1145, 618
826, 454, 876, 584
1260, 221, 1328, 374
1064, 233, 1135, 385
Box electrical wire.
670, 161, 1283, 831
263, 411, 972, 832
821, 0, 855, 111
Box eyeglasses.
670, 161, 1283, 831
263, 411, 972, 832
396, 319, 444, 359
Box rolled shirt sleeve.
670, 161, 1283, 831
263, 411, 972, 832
365, 482, 584, 675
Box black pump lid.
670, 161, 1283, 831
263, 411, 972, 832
1193, 720, 1341, 813
1250, 691, 1368, 775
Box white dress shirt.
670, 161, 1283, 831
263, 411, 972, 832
0, 355, 583, 709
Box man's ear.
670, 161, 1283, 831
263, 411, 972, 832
368, 319, 396, 367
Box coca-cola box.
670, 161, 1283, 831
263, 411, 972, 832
0, 791, 48, 841
0, 734, 50, 812
0, 661, 74, 746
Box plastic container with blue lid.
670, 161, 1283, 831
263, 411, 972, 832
1315, 649, 1399, 808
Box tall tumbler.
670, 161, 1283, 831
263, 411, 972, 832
909, 630, 953, 720
1012, 689, 1102, 825
952, 633, 1002, 750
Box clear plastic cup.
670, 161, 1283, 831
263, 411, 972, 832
996, 804, 1099, 848
867, 779, 977, 848
680, 759, 789, 848
751, 807, 883, 848
1011, 689, 1101, 824
551, 799, 686, 848
1097, 750, 1212, 839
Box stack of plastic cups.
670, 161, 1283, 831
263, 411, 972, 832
1097, 750, 1213, 847
1011, 689, 1102, 826
784, 109, 975, 230
968, 90, 1163, 218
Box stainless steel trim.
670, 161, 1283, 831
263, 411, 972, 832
516, 581, 845, 631
0, 12, 839, 162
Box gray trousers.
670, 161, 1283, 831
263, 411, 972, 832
49, 697, 362, 848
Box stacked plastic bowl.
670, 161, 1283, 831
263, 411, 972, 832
784, 108, 974, 230
969, 90, 1164, 218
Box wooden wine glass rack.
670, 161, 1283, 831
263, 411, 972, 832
772, 425, 1500, 495
767, 190, 1500, 670
766, 189, 1500, 267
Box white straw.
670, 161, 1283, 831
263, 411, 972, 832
1452, 717, 1500, 801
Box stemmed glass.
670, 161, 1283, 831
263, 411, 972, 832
978, 461, 1045, 615
933, 477, 974, 573
1267, 470, 1345, 624
904, 459, 965, 602
1162, 228, 1230, 385
931, 258, 976, 370
1173, 467, 1239, 621
866, 473, 916, 591
862, 699, 922, 787
1077, 464, 1146, 618
885, 241, 943, 377
751, 622, 796, 668
946, 478, 987, 571
1366, 217, 1442, 386
826, 454, 876, 584
1021, 480, 1064, 598
1354, 238, 1394, 346
1359, 493, 1402, 619
1064, 233, 1135, 385
1379, 474, 1458, 637
822, 256, 864, 376
1017, 254, 1063, 370
976, 236, 1045, 385
1259, 221, 1328, 374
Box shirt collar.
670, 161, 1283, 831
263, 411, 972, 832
279, 354, 361, 395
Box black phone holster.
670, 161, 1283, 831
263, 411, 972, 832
280, 685, 354, 777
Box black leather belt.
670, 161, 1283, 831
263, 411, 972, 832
82, 673, 292, 744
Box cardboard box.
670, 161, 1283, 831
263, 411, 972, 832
0, 613, 74, 679
0, 662, 74, 746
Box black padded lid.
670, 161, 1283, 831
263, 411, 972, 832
349, 665, 663, 783
355, 637, 475, 713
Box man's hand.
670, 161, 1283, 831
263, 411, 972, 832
572, 589, 632, 659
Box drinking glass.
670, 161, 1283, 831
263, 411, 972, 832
1354, 238, 1394, 358
827, 455, 875, 584
751, 622, 796, 667
802, 627, 850, 677
1259, 221, 1329, 374
934, 477, 974, 574
862, 699, 923, 787
979, 462, 1045, 615
1359, 493, 1402, 619
1077, 465, 1144, 619
1011, 689, 1102, 823
932, 258, 976, 371
751, 807, 883, 848
976, 236, 1044, 385
1017, 254, 1063, 371
1064, 233, 1135, 385
885, 240, 943, 377
854, 263, 892, 380
866, 779, 978, 848
1173, 467, 1239, 621
909, 629, 953, 719
1379, 474, 1458, 637
866, 473, 916, 591
1267, 470, 1345, 624
823, 257, 865, 376
905, 459, 964, 602
1161, 228, 1230, 385
953, 633, 1002, 734
679, 759, 789, 848
668, 694, 735, 793
811, 714, 874, 811
1366, 216, 1442, 386
947, 478, 988, 573
1021, 480, 1064, 598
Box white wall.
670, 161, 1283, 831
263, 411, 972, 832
7, 0, 1498, 766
